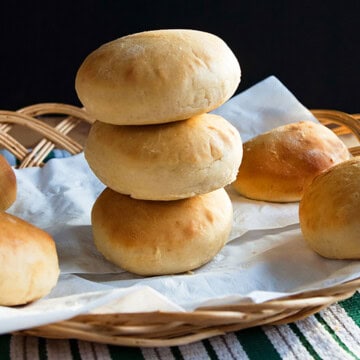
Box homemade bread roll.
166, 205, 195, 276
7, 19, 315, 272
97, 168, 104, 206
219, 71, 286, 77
85, 113, 243, 200
300, 157, 360, 259
0, 154, 16, 211
75, 29, 241, 125
91, 187, 233, 276
232, 121, 350, 202
0, 212, 59, 306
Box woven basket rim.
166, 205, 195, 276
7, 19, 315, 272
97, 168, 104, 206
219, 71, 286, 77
16, 277, 360, 347
2, 104, 359, 347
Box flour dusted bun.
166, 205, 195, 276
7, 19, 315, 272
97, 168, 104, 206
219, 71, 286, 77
300, 157, 360, 259
0, 212, 59, 306
91, 187, 233, 276
232, 121, 351, 202
85, 113, 243, 200
0, 154, 16, 211
75, 29, 241, 125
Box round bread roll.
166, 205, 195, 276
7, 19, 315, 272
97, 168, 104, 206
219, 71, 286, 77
300, 157, 360, 259
91, 187, 233, 276
85, 113, 243, 200
232, 121, 351, 202
0, 154, 16, 211
75, 29, 241, 125
0, 212, 59, 306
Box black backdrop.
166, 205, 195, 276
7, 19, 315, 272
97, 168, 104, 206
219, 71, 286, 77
1, 1, 359, 112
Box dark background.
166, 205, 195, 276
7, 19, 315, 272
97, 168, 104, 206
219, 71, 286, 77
0, 1, 359, 112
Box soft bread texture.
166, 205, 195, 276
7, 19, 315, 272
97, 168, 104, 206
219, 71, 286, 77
0, 155, 16, 211
91, 187, 233, 276
300, 157, 360, 259
75, 29, 241, 125
232, 121, 351, 202
0, 212, 59, 306
85, 113, 243, 200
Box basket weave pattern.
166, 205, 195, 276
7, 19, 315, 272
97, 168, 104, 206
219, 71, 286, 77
0, 103, 94, 168
1, 104, 359, 347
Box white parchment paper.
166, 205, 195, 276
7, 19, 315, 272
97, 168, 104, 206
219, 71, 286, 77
2, 76, 360, 334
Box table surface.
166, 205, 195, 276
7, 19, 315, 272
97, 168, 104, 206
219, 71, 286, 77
1, 290, 359, 359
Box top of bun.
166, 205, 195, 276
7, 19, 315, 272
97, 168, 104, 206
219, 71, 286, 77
232, 121, 351, 202
91, 187, 233, 275
0, 154, 16, 211
75, 29, 241, 125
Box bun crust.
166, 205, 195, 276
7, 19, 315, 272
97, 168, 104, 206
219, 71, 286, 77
91, 187, 233, 276
85, 113, 243, 200
232, 121, 350, 202
75, 29, 241, 125
0, 212, 59, 306
300, 157, 360, 259
0, 154, 16, 211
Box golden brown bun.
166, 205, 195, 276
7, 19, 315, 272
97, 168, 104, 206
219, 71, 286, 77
0, 212, 59, 306
91, 187, 233, 276
85, 113, 243, 200
0, 155, 16, 211
75, 29, 241, 125
232, 121, 351, 202
300, 157, 360, 259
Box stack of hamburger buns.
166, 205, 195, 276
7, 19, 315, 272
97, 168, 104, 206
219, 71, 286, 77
0, 155, 59, 306
75, 29, 243, 275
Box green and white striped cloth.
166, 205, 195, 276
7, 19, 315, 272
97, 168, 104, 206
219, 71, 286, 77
1, 291, 359, 359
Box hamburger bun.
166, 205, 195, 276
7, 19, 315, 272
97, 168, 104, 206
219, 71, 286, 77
75, 29, 241, 125
0, 154, 16, 211
299, 157, 360, 259
91, 187, 233, 276
232, 121, 350, 202
85, 113, 243, 200
0, 212, 59, 306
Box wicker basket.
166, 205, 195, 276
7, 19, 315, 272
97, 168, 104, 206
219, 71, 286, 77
1, 104, 359, 347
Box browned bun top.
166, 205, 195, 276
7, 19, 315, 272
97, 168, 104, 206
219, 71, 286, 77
0, 154, 16, 211
91, 187, 233, 276
299, 157, 360, 259
85, 113, 243, 200
0, 212, 59, 306
75, 29, 241, 125
232, 121, 351, 202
